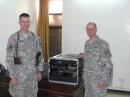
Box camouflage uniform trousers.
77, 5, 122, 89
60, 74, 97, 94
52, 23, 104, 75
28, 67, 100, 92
83, 71, 108, 97
9, 72, 38, 97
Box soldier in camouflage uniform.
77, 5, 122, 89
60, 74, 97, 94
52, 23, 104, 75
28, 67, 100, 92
6, 13, 43, 97
83, 22, 113, 97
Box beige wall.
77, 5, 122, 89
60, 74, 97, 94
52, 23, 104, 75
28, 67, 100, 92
0, 0, 37, 67
62, 0, 130, 91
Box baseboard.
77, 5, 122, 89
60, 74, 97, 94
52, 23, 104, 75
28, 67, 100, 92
108, 87, 130, 94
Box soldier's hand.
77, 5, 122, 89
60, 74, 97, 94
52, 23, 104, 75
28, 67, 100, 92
10, 77, 18, 86
76, 53, 84, 59
97, 81, 105, 89
37, 72, 42, 81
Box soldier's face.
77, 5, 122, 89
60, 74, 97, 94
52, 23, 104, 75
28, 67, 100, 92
19, 17, 30, 31
86, 24, 97, 38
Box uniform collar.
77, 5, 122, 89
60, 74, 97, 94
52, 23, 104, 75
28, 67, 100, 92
18, 31, 35, 41
95, 35, 100, 41
88, 35, 100, 42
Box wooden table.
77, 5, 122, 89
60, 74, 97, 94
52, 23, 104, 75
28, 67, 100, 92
38, 79, 84, 97
0, 76, 84, 97
0, 75, 11, 97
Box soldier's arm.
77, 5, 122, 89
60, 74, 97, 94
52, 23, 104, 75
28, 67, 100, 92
102, 43, 113, 69
6, 37, 16, 78
100, 43, 113, 85
36, 38, 44, 72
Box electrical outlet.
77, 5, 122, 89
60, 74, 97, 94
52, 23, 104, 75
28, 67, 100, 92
118, 78, 125, 88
